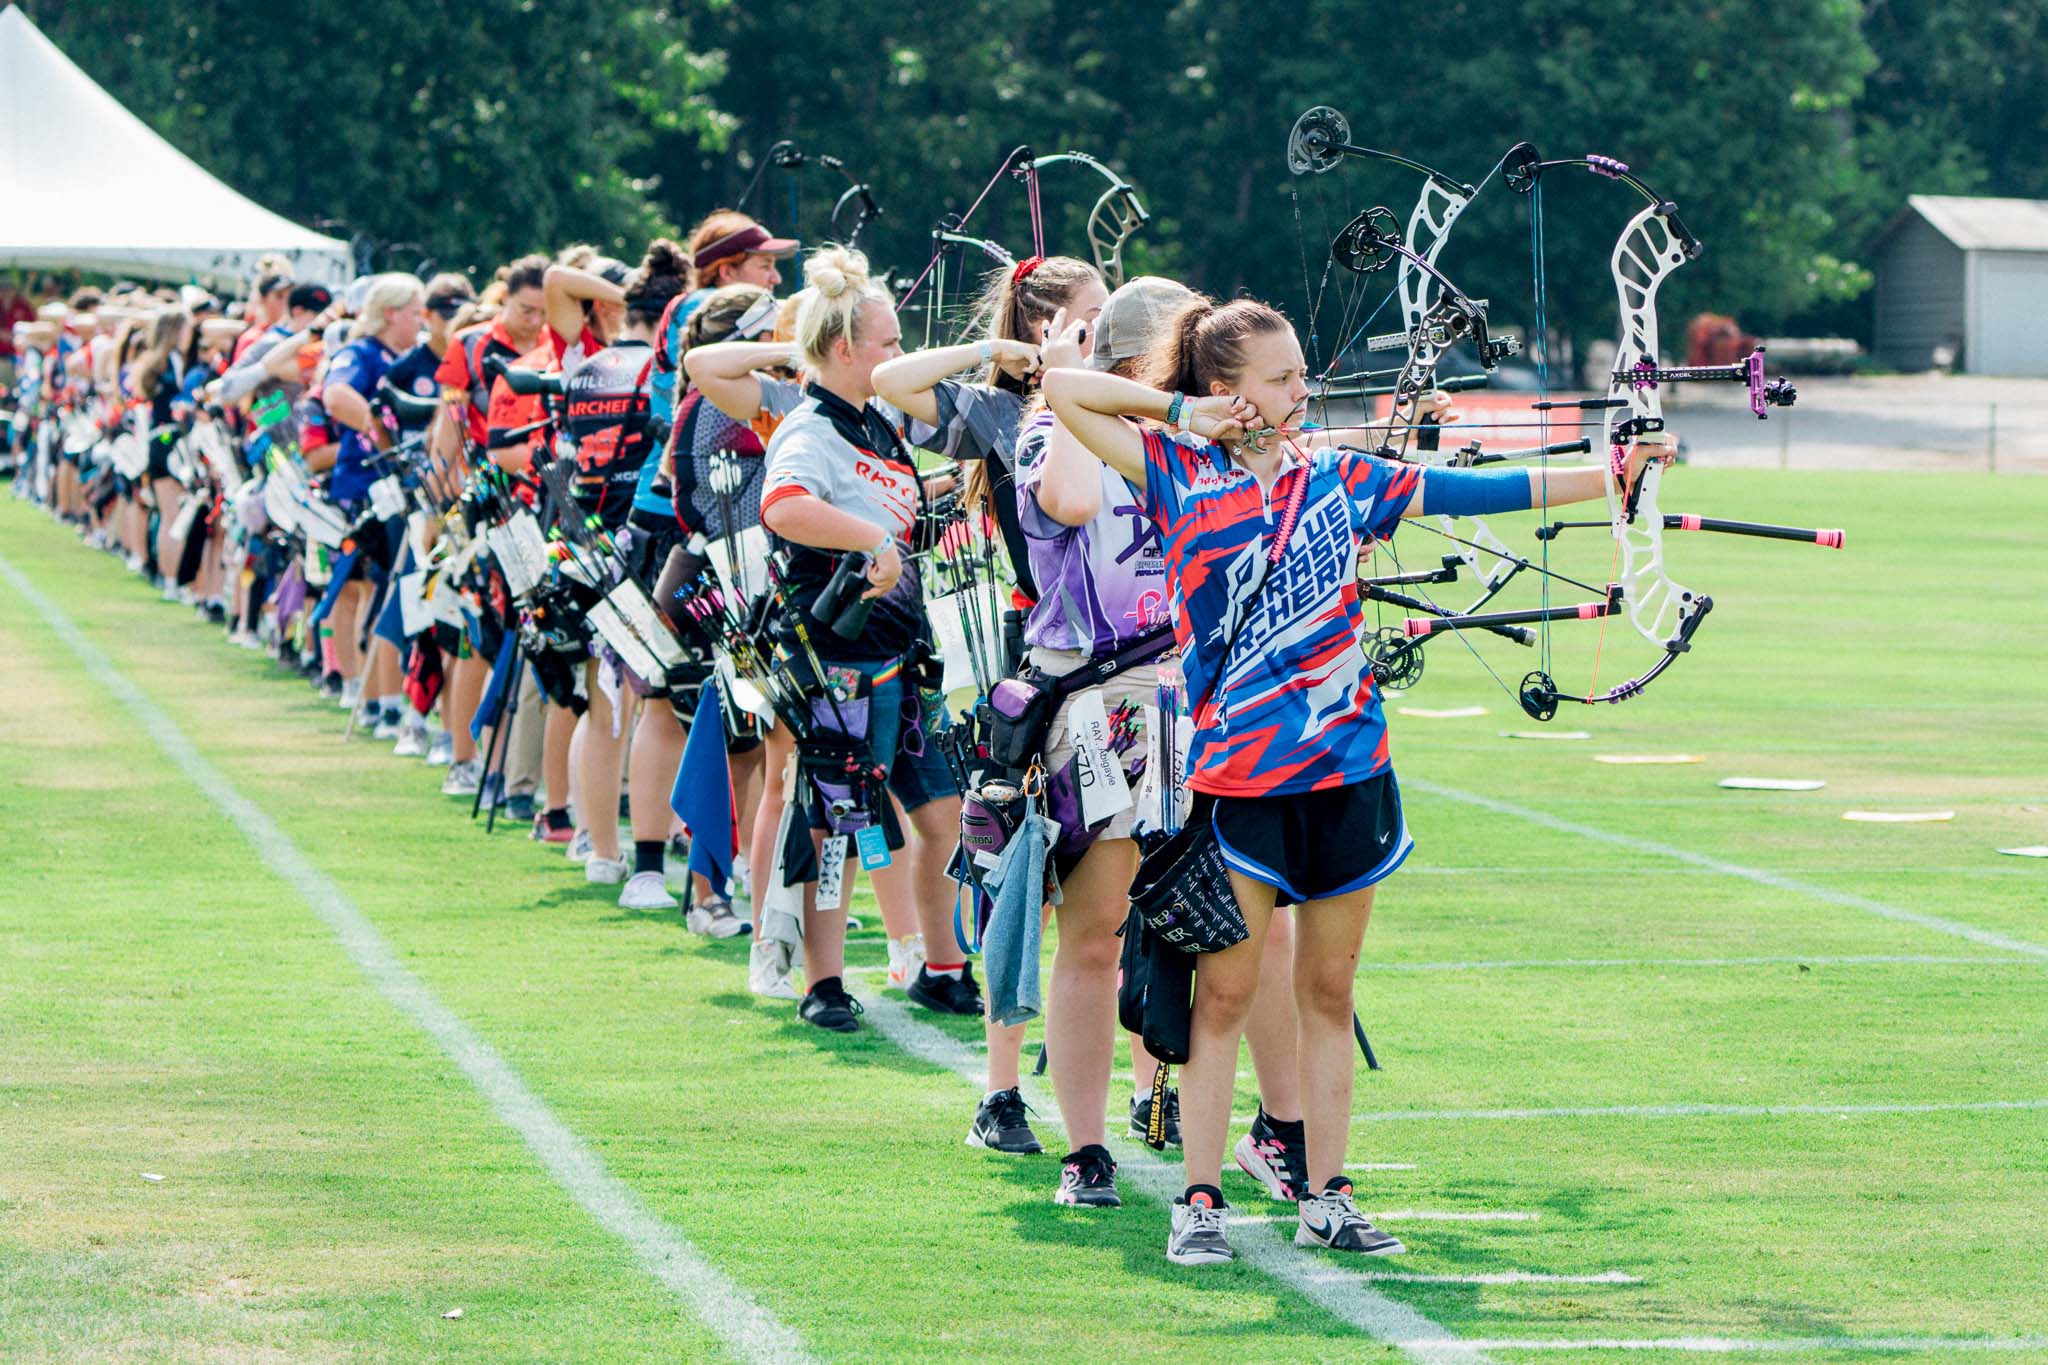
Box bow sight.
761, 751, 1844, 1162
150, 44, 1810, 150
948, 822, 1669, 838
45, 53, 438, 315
1618, 348, 1798, 418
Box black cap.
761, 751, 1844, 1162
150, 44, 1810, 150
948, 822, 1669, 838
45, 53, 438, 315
287, 284, 332, 314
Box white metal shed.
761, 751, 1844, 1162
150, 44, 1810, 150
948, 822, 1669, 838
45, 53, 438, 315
1871, 195, 2048, 377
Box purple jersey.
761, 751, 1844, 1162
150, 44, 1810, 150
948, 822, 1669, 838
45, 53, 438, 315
1139, 429, 1420, 797
1014, 413, 1168, 654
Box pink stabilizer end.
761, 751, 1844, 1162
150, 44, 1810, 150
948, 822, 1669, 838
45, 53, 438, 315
1817, 529, 1845, 549
1680, 514, 1702, 531
1577, 602, 1604, 620
1402, 618, 1434, 640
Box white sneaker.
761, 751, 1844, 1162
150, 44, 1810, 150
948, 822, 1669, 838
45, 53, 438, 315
339, 678, 363, 711
439, 759, 482, 796
565, 829, 594, 863
887, 933, 927, 990
372, 713, 403, 741
585, 856, 629, 886
748, 939, 800, 999
685, 897, 749, 939
425, 731, 454, 767
618, 871, 678, 910
392, 723, 428, 758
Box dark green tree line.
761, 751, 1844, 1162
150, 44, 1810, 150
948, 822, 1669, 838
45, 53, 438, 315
21, 0, 2048, 352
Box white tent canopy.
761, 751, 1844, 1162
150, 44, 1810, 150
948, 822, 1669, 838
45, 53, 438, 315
0, 3, 351, 291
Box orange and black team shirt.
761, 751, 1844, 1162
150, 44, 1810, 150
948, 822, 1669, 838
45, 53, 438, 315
437, 319, 527, 451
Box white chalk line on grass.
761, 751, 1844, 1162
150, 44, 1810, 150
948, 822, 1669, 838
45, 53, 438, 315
1305, 1270, 1640, 1287
1408, 1336, 2048, 1354
857, 991, 1500, 1365
1236, 1098, 2048, 1125
1404, 778, 2048, 962
0, 551, 815, 1365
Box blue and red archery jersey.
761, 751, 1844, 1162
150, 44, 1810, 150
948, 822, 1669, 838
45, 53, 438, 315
1139, 429, 1421, 798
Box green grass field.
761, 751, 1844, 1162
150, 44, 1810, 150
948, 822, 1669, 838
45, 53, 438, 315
2, 469, 2045, 1364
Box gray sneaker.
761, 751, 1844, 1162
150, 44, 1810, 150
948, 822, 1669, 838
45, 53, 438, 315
1295, 1181, 1405, 1255
1167, 1193, 1233, 1266
439, 759, 482, 797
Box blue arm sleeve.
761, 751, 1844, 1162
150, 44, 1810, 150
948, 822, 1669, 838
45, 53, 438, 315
1418, 465, 1534, 517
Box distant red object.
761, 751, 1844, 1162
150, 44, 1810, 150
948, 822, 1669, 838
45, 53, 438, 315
1686, 313, 1755, 367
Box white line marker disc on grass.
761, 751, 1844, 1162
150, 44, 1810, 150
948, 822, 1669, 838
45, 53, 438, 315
1595, 754, 1703, 765
1718, 777, 1826, 791
1501, 730, 1592, 741
1398, 705, 1488, 719
1996, 846, 2048, 858
1843, 810, 1955, 823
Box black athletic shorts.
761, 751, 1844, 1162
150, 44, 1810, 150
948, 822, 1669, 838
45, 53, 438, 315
145, 430, 175, 482
1210, 772, 1411, 905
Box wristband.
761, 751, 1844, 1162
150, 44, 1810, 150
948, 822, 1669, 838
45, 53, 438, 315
1176, 398, 1195, 436
1165, 392, 1184, 427
872, 531, 896, 558
978, 341, 994, 367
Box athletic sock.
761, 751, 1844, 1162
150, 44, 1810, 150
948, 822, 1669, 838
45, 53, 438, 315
544, 806, 572, 832
378, 693, 402, 719
1260, 1107, 1304, 1135
926, 961, 966, 979
633, 840, 665, 876
1182, 1183, 1225, 1209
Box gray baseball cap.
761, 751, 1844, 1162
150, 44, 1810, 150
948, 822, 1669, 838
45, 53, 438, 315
1086, 275, 1196, 371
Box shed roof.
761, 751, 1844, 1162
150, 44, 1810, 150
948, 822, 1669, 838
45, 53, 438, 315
1877, 195, 2048, 254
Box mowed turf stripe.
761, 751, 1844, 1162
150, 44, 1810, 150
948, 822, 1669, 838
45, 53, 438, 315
858, 991, 1500, 1365
0, 547, 816, 1365
1404, 778, 2048, 961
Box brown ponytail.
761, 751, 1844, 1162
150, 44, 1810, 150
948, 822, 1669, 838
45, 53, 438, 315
962, 255, 1102, 519
969, 255, 1100, 397
1142, 298, 1291, 396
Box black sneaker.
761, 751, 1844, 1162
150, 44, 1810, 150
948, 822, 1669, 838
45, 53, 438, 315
907, 964, 984, 1016
1128, 1086, 1182, 1147
798, 978, 864, 1033
319, 671, 344, 700
966, 1087, 1042, 1154
1296, 1178, 1405, 1255
1233, 1107, 1309, 1202
1054, 1145, 1121, 1207
505, 792, 536, 823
